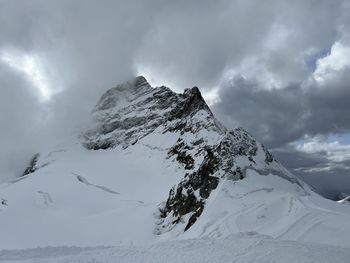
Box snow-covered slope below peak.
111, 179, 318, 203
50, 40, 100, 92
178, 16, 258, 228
0, 137, 184, 249
180, 170, 350, 248
1, 234, 350, 263
1, 76, 350, 251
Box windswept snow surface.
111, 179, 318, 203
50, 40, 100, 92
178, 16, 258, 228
1, 235, 350, 263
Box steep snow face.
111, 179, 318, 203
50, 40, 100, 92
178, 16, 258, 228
0, 76, 350, 251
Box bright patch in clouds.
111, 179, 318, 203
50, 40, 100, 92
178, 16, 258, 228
298, 137, 350, 163
313, 42, 350, 84
0, 50, 53, 101
224, 58, 284, 90
295, 134, 350, 173
136, 64, 185, 93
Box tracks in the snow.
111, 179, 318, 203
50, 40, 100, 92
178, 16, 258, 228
72, 172, 120, 195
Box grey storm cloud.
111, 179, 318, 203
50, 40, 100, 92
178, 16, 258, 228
212, 70, 350, 149
0, 0, 349, 195
0, 60, 46, 180
0, 62, 42, 145
273, 147, 350, 199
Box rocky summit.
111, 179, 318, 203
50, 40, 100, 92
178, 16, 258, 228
82, 76, 218, 150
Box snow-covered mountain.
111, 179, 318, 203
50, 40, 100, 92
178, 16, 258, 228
1, 76, 350, 261
81, 76, 301, 234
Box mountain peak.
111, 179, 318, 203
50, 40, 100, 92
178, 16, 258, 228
80, 78, 301, 232
133, 75, 149, 87
117, 75, 151, 90
84, 78, 217, 150
93, 76, 151, 112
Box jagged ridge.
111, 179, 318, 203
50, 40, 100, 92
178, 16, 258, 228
82, 76, 218, 150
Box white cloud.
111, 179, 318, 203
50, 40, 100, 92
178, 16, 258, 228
0, 49, 56, 102
313, 42, 350, 84
296, 135, 350, 166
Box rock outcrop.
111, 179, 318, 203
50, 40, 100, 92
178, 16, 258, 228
22, 153, 40, 176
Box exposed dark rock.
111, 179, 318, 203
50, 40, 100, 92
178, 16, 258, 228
159, 129, 261, 231
22, 153, 40, 176
1, 199, 8, 206
262, 144, 274, 164
168, 140, 195, 170
168, 87, 212, 121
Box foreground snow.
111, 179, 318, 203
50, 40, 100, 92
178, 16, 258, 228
2, 139, 350, 250
1, 234, 349, 263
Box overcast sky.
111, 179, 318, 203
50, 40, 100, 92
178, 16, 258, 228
0, 0, 349, 198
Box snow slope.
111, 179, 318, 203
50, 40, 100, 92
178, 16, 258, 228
181, 170, 350, 248
1, 76, 350, 261
0, 135, 183, 248
1, 234, 350, 263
